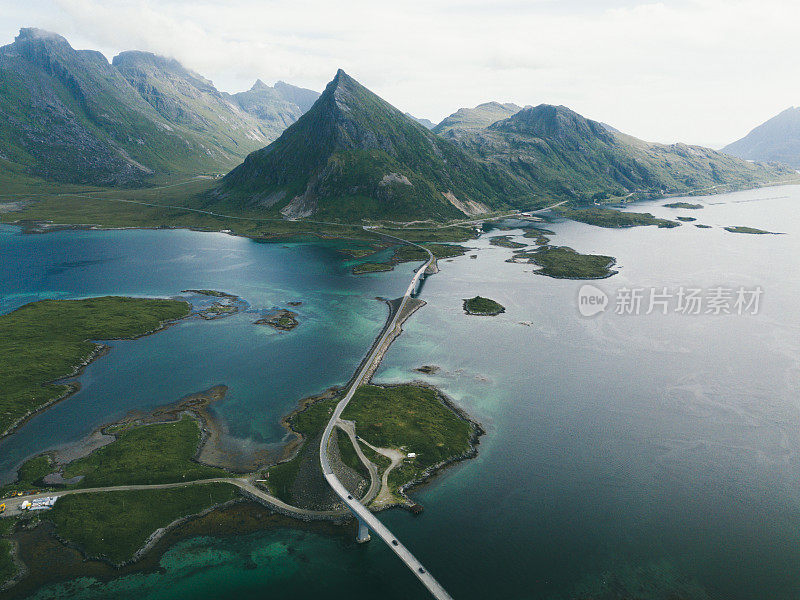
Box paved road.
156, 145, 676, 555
1, 477, 346, 520
319, 231, 454, 600
336, 420, 381, 504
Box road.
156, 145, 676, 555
319, 231, 454, 600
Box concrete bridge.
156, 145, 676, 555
319, 229, 454, 600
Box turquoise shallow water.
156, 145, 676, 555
0, 227, 414, 479
6, 186, 800, 599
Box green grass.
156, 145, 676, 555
353, 242, 466, 274
342, 385, 473, 485
556, 206, 679, 228
526, 246, 616, 279
463, 296, 505, 315
63, 417, 228, 487
46, 483, 239, 564
0, 539, 15, 587
360, 444, 393, 472
489, 235, 527, 249
0, 455, 54, 497
374, 226, 477, 243
393, 243, 467, 261
0, 297, 190, 437
724, 225, 777, 234
336, 429, 369, 481
264, 455, 304, 502
352, 262, 395, 274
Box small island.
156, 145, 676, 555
489, 235, 527, 249
255, 309, 299, 331
676, 216, 696, 222
513, 246, 617, 279
352, 243, 466, 275
664, 202, 703, 209
724, 225, 780, 235
463, 296, 505, 316
556, 206, 679, 229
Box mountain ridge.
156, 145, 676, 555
0, 28, 317, 186
722, 107, 800, 168
220, 69, 534, 220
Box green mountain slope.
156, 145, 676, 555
112, 52, 276, 153
433, 101, 523, 140
722, 107, 800, 168
453, 104, 792, 202
220, 70, 533, 221
0, 28, 316, 186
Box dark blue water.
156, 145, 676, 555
7, 186, 800, 600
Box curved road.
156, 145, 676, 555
319, 231, 454, 600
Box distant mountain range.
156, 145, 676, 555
219, 72, 790, 220
722, 107, 800, 168
219, 70, 531, 221
433, 101, 524, 140
0, 28, 318, 185
0, 28, 792, 222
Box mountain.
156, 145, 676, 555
0, 28, 315, 186
449, 104, 791, 202
272, 80, 320, 113
405, 113, 436, 129
722, 107, 800, 168
220, 70, 533, 221
230, 80, 319, 131
433, 101, 523, 139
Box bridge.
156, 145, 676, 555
319, 229, 454, 600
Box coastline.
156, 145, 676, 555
0, 305, 190, 442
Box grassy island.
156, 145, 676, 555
724, 225, 778, 234
267, 383, 479, 509
463, 296, 505, 316
0, 296, 190, 438
676, 216, 696, 222
664, 202, 703, 209
517, 246, 617, 279
352, 261, 395, 274
352, 243, 466, 274
255, 309, 299, 331
62, 417, 228, 487
489, 235, 527, 249
342, 385, 477, 494
556, 206, 679, 228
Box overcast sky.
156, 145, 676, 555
2, 0, 799, 147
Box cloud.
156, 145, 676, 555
2, 0, 799, 146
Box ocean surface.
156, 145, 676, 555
4, 185, 800, 599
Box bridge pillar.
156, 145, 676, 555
356, 516, 371, 543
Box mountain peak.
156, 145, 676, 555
251, 78, 269, 91
15, 28, 65, 43
433, 101, 523, 137
722, 106, 800, 167
490, 104, 609, 141
223, 70, 518, 221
